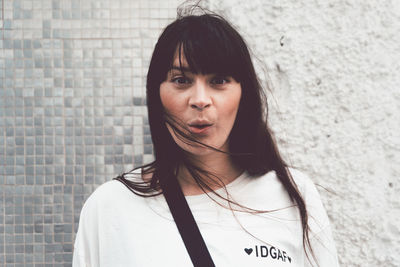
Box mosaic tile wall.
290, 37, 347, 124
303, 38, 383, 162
0, 0, 182, 265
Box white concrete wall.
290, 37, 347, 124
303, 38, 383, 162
208, 0, 400, 266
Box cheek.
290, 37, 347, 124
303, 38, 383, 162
222, 87, 242, 121
160, 85, 171, 110
229, 94, 241, 113
159, 90, 184, 146
160, 84, 181, 115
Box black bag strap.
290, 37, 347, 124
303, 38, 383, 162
159, 174, 216, 267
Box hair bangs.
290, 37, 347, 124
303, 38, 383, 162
170, 20, 244, 81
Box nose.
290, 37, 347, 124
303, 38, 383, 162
188, 79, 212, 111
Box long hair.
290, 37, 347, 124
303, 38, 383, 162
115, 9, 316, 266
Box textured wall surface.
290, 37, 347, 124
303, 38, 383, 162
0, 0, 181, 265
1, 0, 399, 266
208, 0, 400, 266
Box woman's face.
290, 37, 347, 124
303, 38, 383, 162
159, 53, 242, 156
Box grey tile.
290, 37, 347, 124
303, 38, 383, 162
13, 0, 21, 8
23, 49, 33, 58
23, 10, 33, 19
33, 40, 42, 49
13, 8, 21, 19
144, 145, 153, 154
0, 1, 179, 265
144, 135, 153, 144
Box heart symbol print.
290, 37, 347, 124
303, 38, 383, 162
244, 248, 253, 255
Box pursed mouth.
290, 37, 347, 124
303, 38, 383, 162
188, 123, 213, 134
189, 124, 212, 129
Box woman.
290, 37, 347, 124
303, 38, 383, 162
73, 9, 339, 267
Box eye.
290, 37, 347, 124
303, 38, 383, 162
210, 76, 230, 85
171, 76, 191, 85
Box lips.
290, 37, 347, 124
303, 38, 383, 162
188, 120, 213, 134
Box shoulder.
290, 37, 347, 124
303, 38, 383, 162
82, 180, 125, 208
287, 168, 322, 205
79, 178, 145, 218
287, 168, 315, 192
288, 168, 332, 232
293, 168, 333, 236
287, 169, 339, 265
73, 179, 138, 265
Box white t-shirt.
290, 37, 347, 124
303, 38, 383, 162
73, 169, 339, 267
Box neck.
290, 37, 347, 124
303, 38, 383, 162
177, 151, 243, 196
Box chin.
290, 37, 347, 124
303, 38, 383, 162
180, 140, 229, 157
186, 147, 214, 157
